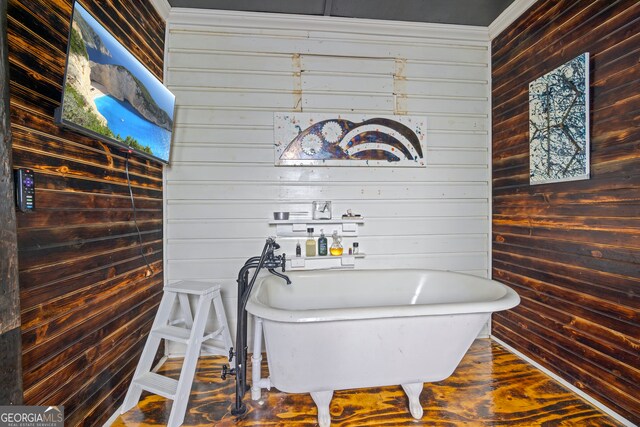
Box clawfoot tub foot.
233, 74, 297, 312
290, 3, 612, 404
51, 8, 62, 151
310, 390, 333, 427
401, 383, 424, 419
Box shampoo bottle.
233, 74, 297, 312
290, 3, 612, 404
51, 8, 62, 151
318, 229, 328, 256
305, 227, 316, 257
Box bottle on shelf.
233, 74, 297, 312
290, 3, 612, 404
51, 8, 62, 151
353, 242, 359, 255
305, 227, 316, 257
318, 229, 328, 256
296, 241, 301, 257
330, 231, 343, 256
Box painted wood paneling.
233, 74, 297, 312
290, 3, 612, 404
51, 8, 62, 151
7, 0, 166, 424
491, 0, 640, 423
164, 10, 491, 344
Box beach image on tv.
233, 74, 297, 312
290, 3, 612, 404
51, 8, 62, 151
61, 2, 174, 162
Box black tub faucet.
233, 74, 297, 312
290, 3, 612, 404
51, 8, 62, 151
224, 237, 290, 416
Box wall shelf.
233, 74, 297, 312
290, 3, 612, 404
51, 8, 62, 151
269, 218, 364, 237
269, 217, 365, 269
288, 254, 365, 270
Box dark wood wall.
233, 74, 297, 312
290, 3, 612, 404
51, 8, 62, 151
7, 0, 166, 425
491, 0, 639, 423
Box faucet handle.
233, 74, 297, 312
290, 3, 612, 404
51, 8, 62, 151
221, 364, 236, 380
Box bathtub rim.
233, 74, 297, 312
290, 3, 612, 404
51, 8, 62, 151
246, 269, 520, 323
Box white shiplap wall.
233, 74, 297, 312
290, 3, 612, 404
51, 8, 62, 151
164, 9, 491, 342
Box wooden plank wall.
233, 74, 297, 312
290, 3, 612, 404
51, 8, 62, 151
491, 0, 639, 423
6, 0, 165, 424
164, 10, 491, 345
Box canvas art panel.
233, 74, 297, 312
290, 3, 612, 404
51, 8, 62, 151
274, 113, 426, 167
529, 53, 590, 185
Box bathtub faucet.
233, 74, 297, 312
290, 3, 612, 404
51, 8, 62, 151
226, 237, 289, 416
266, 247, 291, 285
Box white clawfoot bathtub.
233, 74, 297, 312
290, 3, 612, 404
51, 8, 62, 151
246, 269, 520, 427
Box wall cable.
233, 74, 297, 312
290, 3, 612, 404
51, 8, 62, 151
124, 153, 154, 276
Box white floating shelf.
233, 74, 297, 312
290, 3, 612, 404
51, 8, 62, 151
270, 217, 365, 269
270, 218, 364, 237
288, 254, 366, 270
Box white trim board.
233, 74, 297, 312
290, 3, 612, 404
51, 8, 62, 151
160, 0, 533, 41
167, 7, 490, 42
488, 0, 538, 39
491, 336, 637, 427
150, 0, 171, 21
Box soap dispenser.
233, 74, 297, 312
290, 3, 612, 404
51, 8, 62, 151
330, 231, 343, 256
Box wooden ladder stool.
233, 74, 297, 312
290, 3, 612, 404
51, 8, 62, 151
121, 281, 232, 427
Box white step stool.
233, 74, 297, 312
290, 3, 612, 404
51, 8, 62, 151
121, 281, 232, 427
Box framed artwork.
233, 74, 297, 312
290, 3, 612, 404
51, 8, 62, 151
274, 113, 426, 167
529, 53, 590, 185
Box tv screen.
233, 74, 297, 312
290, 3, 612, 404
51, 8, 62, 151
55, 1, 175, 164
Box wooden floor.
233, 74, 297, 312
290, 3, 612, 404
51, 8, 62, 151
113, 339, 624, 426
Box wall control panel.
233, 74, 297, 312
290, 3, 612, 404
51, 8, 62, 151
15, 168, 35, 212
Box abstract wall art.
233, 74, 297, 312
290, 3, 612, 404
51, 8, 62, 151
529, 53, 590, 185
274, 113, 426, 167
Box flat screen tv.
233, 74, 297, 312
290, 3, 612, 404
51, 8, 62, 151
55, 1, 175, 164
